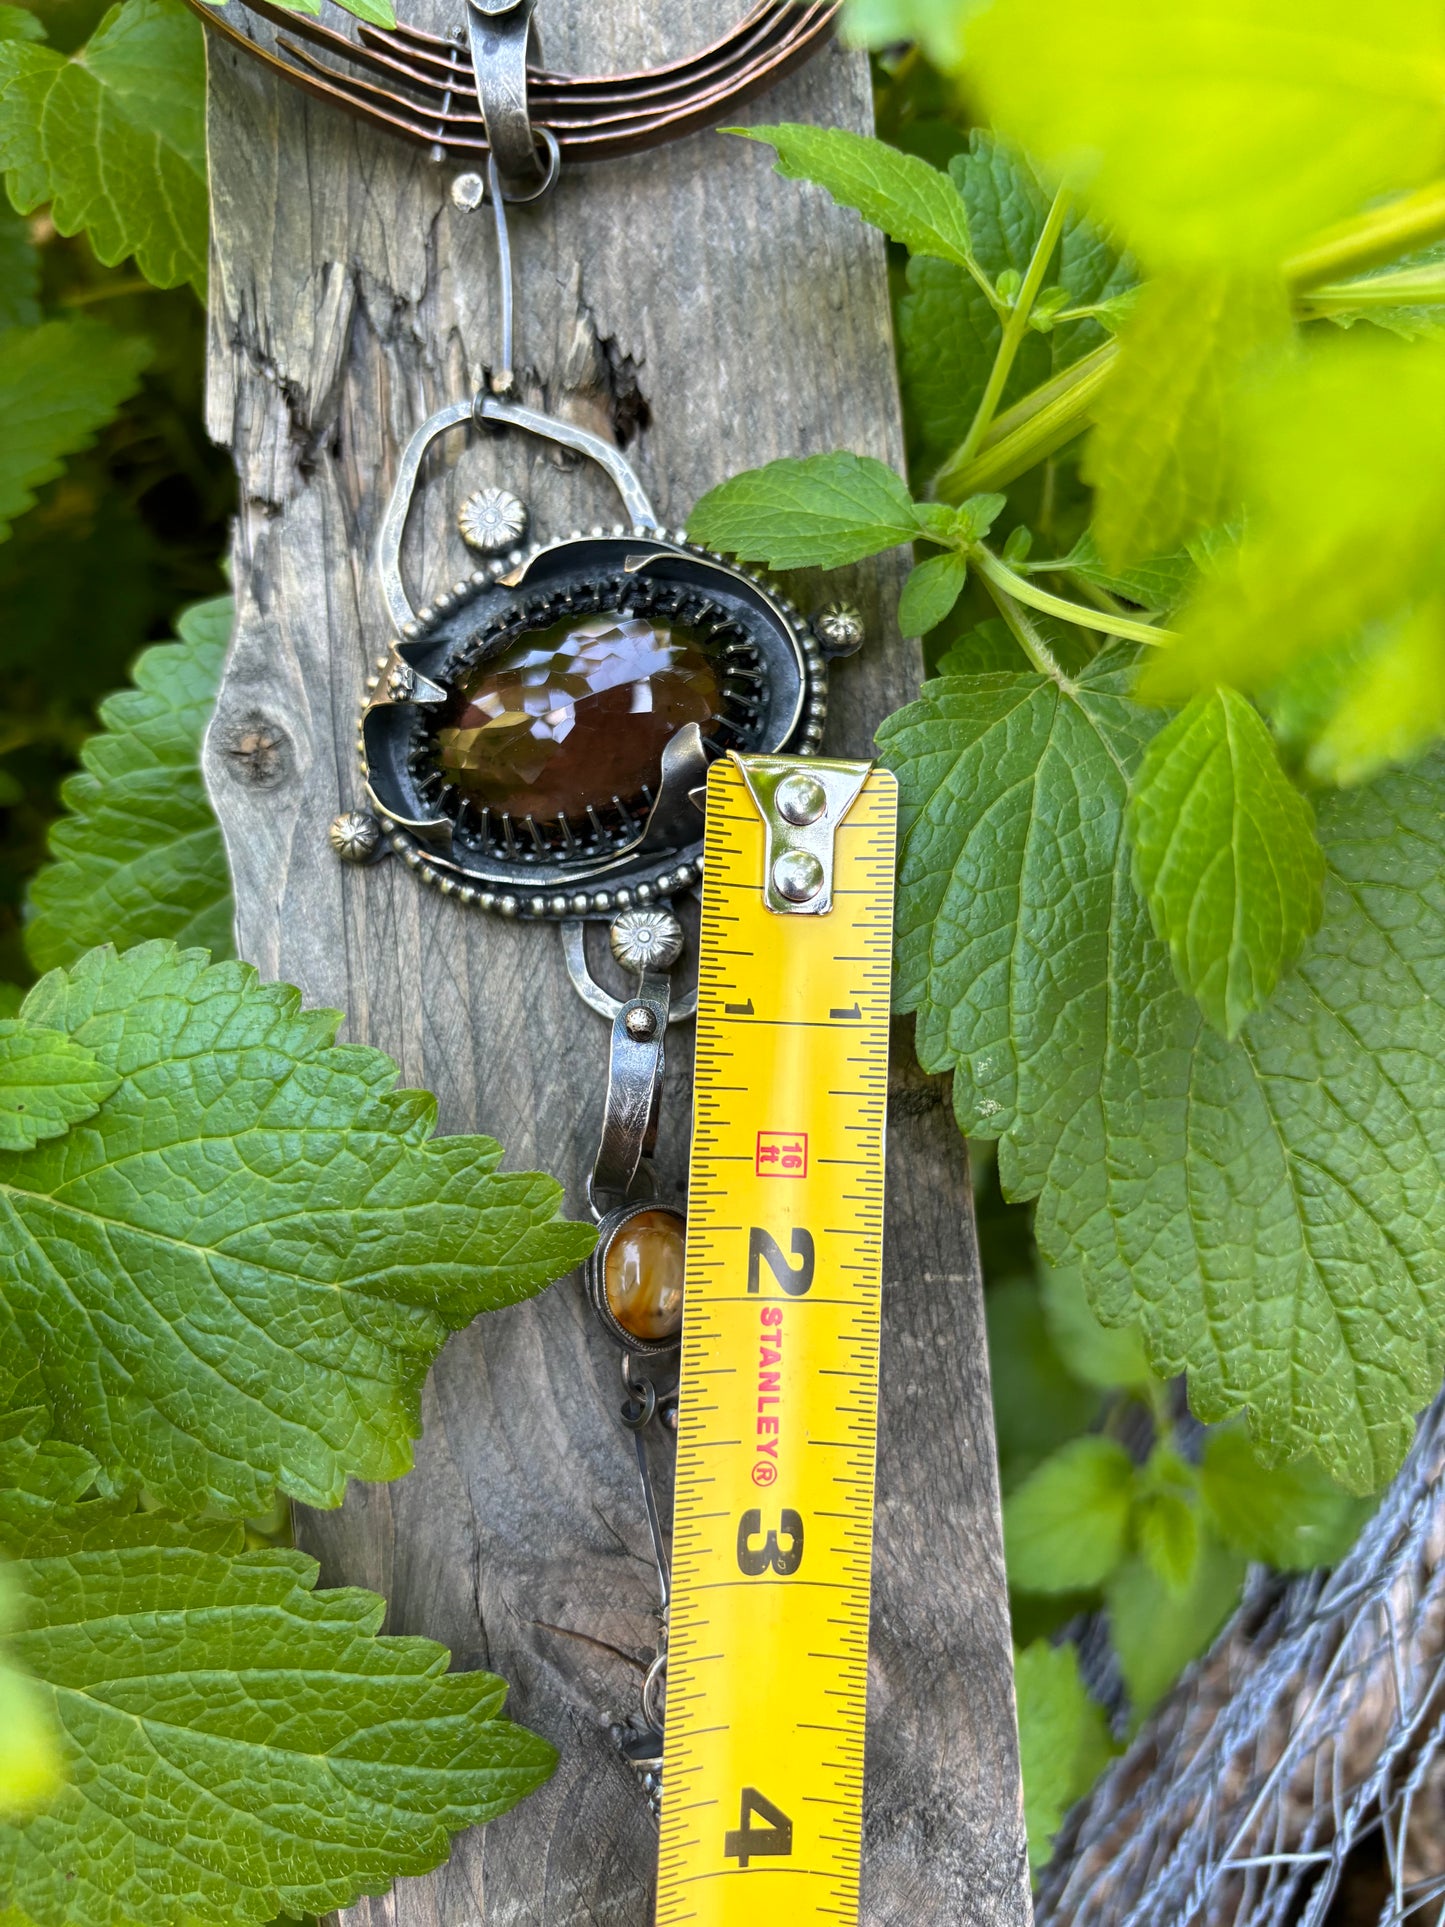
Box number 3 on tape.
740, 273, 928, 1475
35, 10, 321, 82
656, 753, 898, 1926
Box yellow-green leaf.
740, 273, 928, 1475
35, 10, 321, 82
962, 0, 1445, 267
1085, 270, 1289, 566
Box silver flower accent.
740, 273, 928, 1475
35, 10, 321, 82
386, 660, 415, 700
458, 486, 529, 554
814, 602, 865, 657
610, 907, 684, 974
329, 810, 381, 864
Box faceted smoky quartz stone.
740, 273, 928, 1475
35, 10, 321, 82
431, 608, 722, 821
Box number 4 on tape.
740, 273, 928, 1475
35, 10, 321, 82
655, 753, 898, 1927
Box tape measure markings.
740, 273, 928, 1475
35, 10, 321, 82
657, 757, 896, 1927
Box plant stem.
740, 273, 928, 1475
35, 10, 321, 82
982, 579, 1075, 689
1302, 263, 1445, 312
972, 544, 1175, 646
951, 187, 1072, 472
1283, 181, 1445, 290
933, 177, 1445, 501
935, 343, 1116, 499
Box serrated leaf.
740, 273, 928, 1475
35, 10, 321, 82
26, 595, 236, 972
1199, 1429, 1370, 1569
687, 451, 920, 568
1003, 1435, 1135, 1592
898, 133, 1135, 467
0, 941, 595, 1516
1040, 1265, 1151, 1393
898, 550, 969, 636
1107, 1535, 1245, 1719
0, 1020, 119, 1151
2, 1539, 553, 1923
1084, 271, 1289, 566
0, 0, 208, 290
1013, 1639, 1112, 1870
1128, 688, 1324, 1037
962, 0, 1445, 268
738, 122, 976, 267
881, 660, 1445, 1491
0, 319, 148, 541
880, 652, 1161, 1145
1141, 338, 1445, 743
1045, 528, 1196, 615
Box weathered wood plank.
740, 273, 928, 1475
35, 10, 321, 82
201, 7, 1029, 1921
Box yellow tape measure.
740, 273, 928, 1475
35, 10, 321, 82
656, 753, 898, 1926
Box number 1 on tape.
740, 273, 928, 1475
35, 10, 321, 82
656, 753, 898, 1925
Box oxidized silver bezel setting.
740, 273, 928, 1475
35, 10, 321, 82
358, 526, 827, 919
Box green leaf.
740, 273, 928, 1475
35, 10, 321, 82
26, 595, 236, 972
1107, 1535, 1246, 1719
1040, 1266, 1151, 1393
880, 653, 1161, 1149
0, 1565, 63, 1818
0, 941, 596, 1516
687, 451, 921, 568
1084, 270, 1290, 565
935, 617, 1028, 676
0, 1020, 118, 1151
962, 0, 1445, 267
1013, 1639, 1112, 1871
0, 319, 148, 542
985, 1275, 1101, 1491
1044, 528, 1196, 615
1199, 1428, 1370, 1569
1128, 688, 1325, 1037
1271, 602, 1445, 788
1133, 1449, 1202, 1596
737, 123, 976, 268
2, 1536, 553, 1922
1140, 337, 1445, 742
898, 133, 1135, 467
0, 986, 23, 1019
1003, 1435, 1136, 1592
0, 7, 46, 40
898, 550, 969, 636
881, 659, 1445, 1492
0, 199, 39, 329
0, 0, 208, 291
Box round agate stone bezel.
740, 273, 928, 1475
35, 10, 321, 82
360, 530, 827, 919
585, 1199, 688, 1357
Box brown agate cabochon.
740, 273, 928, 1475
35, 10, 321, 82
604, 1207, 686, 1343
433, 608, 722, 822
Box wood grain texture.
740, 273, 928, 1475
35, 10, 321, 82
200, 7, 1029, 1921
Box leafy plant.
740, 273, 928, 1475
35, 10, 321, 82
988, 1235, 1368, 1864
0, 942, 593, 1915
694, 50, 1445, 1499
25, 594, 235, 970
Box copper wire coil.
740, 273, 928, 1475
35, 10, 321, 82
188, 0, 841, 164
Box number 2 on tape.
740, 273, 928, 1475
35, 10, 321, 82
655, 753, 897, 1926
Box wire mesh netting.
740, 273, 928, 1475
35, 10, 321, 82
1035, 1392, 1445, 1927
